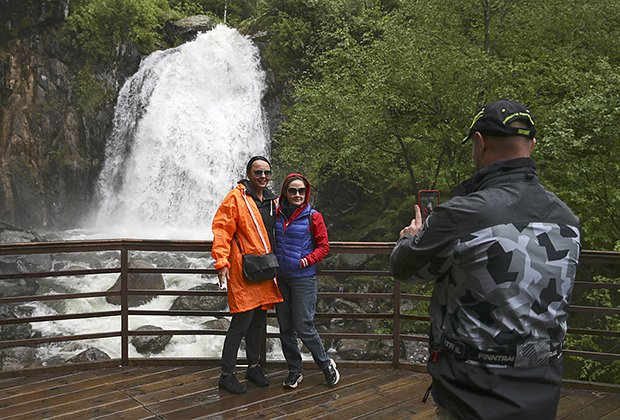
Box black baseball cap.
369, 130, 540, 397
462, 99, 536, 144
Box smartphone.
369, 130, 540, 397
418, 190, 440, 222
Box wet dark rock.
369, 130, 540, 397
0, 346, 41, 370
0, 304, 41, 341
0, 318, 41, 341
266, 315, 279, 329
336, 339, 392, 361
0, 278, 40, 297
316, 298, 377, 334
170, 283, 227, 311
0, 228, 39, 243
0, 248, 53, 293
131, 325, 172, 355
164, 15, 216, 45
322, 253, 373, 271
402, 339, 429, 364
318, 274, 389, 294
105, 259, 165, 307
202, 318, 230, 331
42, 355, 66, 366
66, 347, 111, 363
131, 251, 180, 269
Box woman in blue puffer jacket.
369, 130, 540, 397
274, 173, 340, 390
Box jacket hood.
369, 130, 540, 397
278, 173, 311, 207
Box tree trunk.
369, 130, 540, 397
483, 0, 491, 55
397, 137, 418, 195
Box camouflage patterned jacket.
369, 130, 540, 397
390, 157, 580, 420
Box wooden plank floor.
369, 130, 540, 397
0, 366, 618, 419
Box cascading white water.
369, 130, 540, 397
94, 24, 270, 239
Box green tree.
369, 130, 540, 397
271, 0, 620, 248
65, 0, 178, 61
539, 65, 620, 250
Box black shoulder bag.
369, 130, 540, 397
234, 191, 279, 282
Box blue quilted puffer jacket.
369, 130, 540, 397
275, 204, 316, 279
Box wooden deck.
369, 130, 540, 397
0, 366, 618, 419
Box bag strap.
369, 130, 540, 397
233, 235, 244, 254
240, 189, 269, 253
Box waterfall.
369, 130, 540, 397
94, 25, 270, 239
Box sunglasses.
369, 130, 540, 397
287, 187, 307, 196
253, 170, 272, 177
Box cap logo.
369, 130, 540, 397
502, 112, 534, 126
468, 108, 485, 130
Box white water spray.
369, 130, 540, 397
94, 25, 270, 239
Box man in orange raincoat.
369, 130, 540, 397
211, 156, 283, 394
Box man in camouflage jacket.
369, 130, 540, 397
390, 100, 580, 420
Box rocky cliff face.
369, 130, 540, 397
0, 0, 141, 230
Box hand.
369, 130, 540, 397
399, 204, 423, 239
217, 266, 229, 289
300, 257, 309, 268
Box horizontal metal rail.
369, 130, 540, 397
0, 291, 118, 304
0, 332, 121, 348
0, 268, 121, 280
0, 310, 121, 326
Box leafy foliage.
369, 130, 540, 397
539, 66, 620, 250
65, 0, 178, 61
75, 69, 115, 114
267, 0, 620, 248
564, 274, 620, 383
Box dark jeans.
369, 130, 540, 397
276, 276, 330, 373
221, 307, 266, 374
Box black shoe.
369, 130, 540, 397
283, 371, 303, 389
246, 364, 269, 387
219, 372, 247, 394
322, 359, 340, 387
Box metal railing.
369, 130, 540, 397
0, 240, 618, 391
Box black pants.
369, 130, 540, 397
221, 307, 266, 373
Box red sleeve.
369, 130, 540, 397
304, 211, 330, 265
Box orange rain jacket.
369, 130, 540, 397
211, 182, 283, 313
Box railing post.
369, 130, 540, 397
393, 278, 401, 369
120, 245, 129, 366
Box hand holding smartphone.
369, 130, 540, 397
418, 190, 440, 222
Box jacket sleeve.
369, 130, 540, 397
211, 191, 239, 270
389, 205, 459, 283
304, 211, 330, 265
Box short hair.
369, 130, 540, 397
484, 122, 534, 152
246, 156, 271, 174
